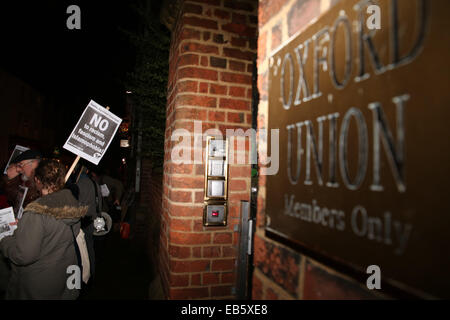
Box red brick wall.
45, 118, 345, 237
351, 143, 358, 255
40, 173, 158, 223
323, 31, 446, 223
161, 0, 257, 299
138, 158, 163, 265
254, 0, 383, 300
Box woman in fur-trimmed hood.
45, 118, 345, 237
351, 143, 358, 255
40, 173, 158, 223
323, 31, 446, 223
0, 159, 87, 300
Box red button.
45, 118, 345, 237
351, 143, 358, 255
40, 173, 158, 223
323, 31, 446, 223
212, 211, 219, 217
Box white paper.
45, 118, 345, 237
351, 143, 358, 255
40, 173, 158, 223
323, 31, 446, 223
17, 207, 24, 220
14, 185, 28, 219
100, 184, 110, 197
4, 145, 29, 175
0, 207, 17, 240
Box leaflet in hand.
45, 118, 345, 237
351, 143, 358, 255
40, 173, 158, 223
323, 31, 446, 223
0, 207, 17, 240
100, 184, 110, 197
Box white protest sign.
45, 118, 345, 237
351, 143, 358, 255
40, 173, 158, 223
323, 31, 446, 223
63, 100, 122, 165
3, 145, 29, 174
0, 207, 17, 240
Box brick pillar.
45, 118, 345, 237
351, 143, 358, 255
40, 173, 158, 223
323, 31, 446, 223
160, 0, 257, 299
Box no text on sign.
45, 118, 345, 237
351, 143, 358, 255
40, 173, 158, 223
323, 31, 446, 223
63, 100, 122, 165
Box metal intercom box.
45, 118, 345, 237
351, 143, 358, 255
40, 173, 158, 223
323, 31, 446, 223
203, 136, 228, 226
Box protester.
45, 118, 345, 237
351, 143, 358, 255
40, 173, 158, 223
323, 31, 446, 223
3, 149, 42, 212
90, 167, 124, 230
74, 164, 102, 281
0, 159, 87, 300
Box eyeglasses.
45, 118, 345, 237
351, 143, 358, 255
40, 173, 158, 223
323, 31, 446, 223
17, 160, 34, 169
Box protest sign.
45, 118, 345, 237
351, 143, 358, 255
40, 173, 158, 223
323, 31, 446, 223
3, 145, 29, 174
63, 100, 122, 165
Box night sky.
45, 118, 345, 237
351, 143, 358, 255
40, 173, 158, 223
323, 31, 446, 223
0, 0, 161, 170
0, 0, 137, 111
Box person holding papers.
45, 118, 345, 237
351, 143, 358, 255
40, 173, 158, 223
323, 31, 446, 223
0, 159, 87, 299
3, 150, 42, 214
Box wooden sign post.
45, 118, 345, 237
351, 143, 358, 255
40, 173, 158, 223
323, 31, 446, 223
64, 155, 81, 183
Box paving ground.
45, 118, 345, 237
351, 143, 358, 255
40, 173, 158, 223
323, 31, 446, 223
80, 230, 154, 300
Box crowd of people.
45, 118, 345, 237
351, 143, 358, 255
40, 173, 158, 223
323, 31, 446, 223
0, 149, 126, 300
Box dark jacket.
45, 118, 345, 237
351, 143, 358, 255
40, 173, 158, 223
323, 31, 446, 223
3, 175, 40, 212
99, 175, 124, 212
0, 189, 87, 300
76, 175, 102, 278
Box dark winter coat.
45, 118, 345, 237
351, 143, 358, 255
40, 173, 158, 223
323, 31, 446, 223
3, 175, 40, 210
0, 189, 87, 300
76, 175, 102, 278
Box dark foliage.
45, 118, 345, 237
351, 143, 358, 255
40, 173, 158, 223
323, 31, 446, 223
123, 1, 170, 171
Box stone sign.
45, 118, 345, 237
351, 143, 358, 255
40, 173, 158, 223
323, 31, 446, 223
266, 0, 450, 298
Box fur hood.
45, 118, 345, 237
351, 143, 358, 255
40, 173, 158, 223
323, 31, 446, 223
0, 188, 86, 299
24, 189, 87, 222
